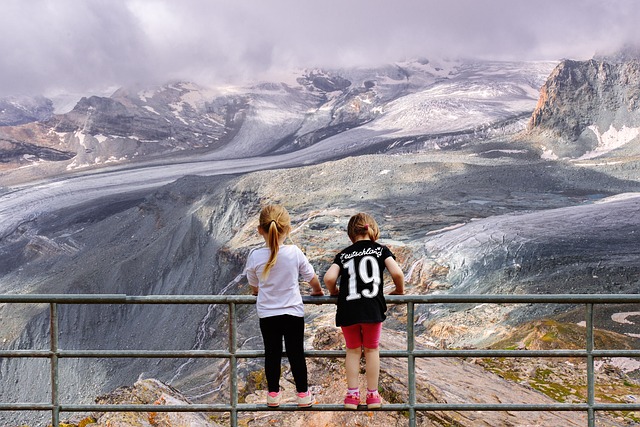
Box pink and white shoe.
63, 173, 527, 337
344, 390, 360, 410
297, 390, 314, 407
366, 390, 381, 409
267, 391, 280, 407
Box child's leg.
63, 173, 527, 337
341, 324, 364, 389
363, 347, 380, 391
281, 315, 308, 393
361, 322, 383, 392
345, 347, 361, 389
259, 316, 284, 392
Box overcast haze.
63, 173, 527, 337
1, 0, 639, 98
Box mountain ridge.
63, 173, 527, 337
0, 58, 554, 175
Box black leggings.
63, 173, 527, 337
259, 314, 308, 393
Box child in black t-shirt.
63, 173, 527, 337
324, 212, 404, 409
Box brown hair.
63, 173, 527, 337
347, 212, 380, 242
259, 205, 292, 279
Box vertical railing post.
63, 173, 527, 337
229, 302, 238, 427
50, 303, 59, 427
586, 303, 595, 427
407, 301, 416, 427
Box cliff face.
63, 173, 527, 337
528, 58, 640, 158
0, 174, 257, 427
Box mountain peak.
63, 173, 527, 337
528, 55, 640, 158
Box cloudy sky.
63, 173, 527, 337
1, 0, 639, 97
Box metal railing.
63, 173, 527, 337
1, 293, 640, 427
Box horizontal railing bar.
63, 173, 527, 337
58, 350, 232, 358
8, 403, 640, 412
3, 349, 639, 359
411, 349, 585, 358
0, 403, 53, 411
410, 349, 639, 357
0, 294, 255, 304
56, 403, 597, 413
62, 404, 229, 412
0, 350, 51, 357
410, 403, 592, 411
124, 295, 259, 304
7, 402, 640, 413
0, 294, 129, 303
593, 403, 640, 411
591, 350, 640, 357
0, 350, 266, 358
385, 294, 640, 304
2, 294, 640, 304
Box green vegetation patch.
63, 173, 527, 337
478, 317, 640, 424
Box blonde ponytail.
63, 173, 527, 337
259, 205, 291, 279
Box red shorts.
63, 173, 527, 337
341, 322, 382, 349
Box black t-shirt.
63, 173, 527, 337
332, 239, 395, 327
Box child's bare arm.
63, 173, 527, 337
323, 264, 341, 296
309, 275, 324, 296
385, 257, 405, 295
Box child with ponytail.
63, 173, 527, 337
324, 212, 404, 409
244, 204, 324, 407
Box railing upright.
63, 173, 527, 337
228, 302, 238, 427
50, 303, 60, 427
586, 303, 596, 427
407, 301, 416, 426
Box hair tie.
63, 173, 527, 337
364, 224, 369, 230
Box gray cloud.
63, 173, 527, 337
1, 0, 639, 97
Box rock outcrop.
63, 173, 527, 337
0, 96, 53, 126
58, 379, 225, 427
528, 57, 640, 158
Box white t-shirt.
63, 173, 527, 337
244, 244, 316, 318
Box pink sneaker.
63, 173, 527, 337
366, 390, 381, 409
344, 391, 360, 410
267, 391, 280, 407
297, 390, 314, 407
